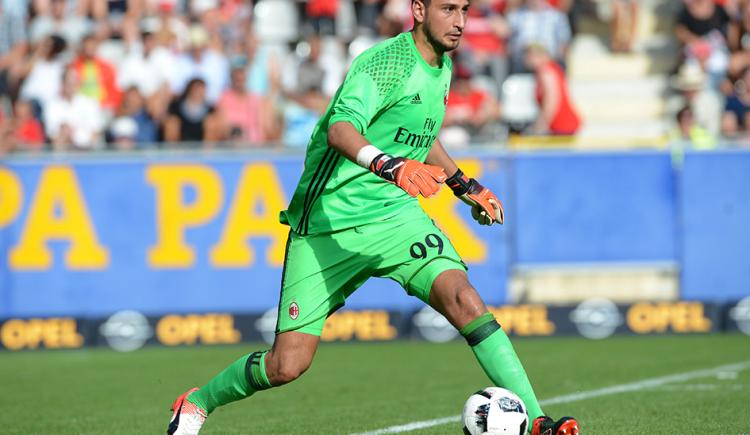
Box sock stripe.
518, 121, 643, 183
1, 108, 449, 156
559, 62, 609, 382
464, 320, 501, 346
245, 352, 267, 391
248, 353, 262, 365
245, 351, 272, 391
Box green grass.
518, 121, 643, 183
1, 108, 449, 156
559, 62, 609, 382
1, 335, 749, 434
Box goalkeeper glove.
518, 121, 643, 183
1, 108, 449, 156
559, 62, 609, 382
446, 169, 504, 225
370, 153, 447, 198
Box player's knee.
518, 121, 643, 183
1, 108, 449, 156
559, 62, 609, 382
275, 359, 310, 385
268, 349, 313, 385
451, 285, 486, 326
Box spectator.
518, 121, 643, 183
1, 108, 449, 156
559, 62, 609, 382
217, 66, 280, 146
671, 61, 723, 137
44, 67, 105, 150
675, 0, 731, 88
108, 116, 139, 150
171, 24, 229, 103
524, 43, 581, 135
0, 2, 29, 100
164, 78, 222, 144
280, 36, 333, 147
18, 35, 67, 112
118, 31, 175, 100
442, 64, 502, 147
721, 66, 750, 136
214, 0, 252, 57
357, 0, 384, 34
458, 0, 511, 89
141, 0, 190, 52
11, 99, 45, 150
305, 0, 339, 36
81, 0, 145, 43
29, 0, 92, 48
506, 0, 572, 73
670, 105, 716, 165
2, 0, 30, 19
76, 0, 108, 20
115, 86, 159, 145
283, 35, 344, 98
727, 1, 750, 77
70, 34, 123, 112
349, 10, 402, 59
611, 0, 638, 53
0, 109, 11, 155
242, 31, 284, 97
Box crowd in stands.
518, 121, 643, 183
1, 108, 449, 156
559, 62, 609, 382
0, 0, 580, 153
671, 0, 750, 147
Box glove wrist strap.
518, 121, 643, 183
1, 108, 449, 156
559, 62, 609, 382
369, 153, 393, 175
446, 168, 472, 196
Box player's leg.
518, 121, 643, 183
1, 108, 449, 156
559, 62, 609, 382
187, 330, 320, 413
428, 270, 578, 435
427, 269, 544, 421
168, 228, 368, 434
371, 209, 540, 417
168, 327, 323, 435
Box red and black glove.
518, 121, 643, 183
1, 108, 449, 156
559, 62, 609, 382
370, 153, 447, 198
446, 169, 504, 225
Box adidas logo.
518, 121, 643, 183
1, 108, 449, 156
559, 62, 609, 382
410, 94, 422, 104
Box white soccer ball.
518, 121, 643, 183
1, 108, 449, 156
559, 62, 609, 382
462, 387, 529, 435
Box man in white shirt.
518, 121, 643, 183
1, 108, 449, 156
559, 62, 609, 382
118, 31, 175, 98
44, 68, 105, 149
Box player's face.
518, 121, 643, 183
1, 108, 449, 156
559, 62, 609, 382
422, 0, 470, 52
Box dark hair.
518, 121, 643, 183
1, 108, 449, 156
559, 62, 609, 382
180, 78, 206, 100
676, 106, 693, 123
49, 35, 67, 57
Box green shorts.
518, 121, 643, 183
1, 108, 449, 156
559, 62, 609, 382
275, 206, 466, 336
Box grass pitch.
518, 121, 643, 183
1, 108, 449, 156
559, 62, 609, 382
1, 334, 748, 434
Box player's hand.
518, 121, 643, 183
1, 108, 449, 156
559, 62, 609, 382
447, 170, 504, 225
370, 154, 447, 198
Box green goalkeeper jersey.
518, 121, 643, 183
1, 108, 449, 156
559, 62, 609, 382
280, 32, 453, 235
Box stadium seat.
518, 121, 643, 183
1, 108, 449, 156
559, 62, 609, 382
254, 0, 299, 43
500, 74, 538, 126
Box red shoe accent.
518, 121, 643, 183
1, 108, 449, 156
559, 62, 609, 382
532, 416, 554, 435
171, 387, 199, 413
556, 418, 579, 435
532, 416, 580, 435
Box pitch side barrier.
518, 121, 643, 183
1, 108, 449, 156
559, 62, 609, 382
0, 149, 748, 323
0, 300, 748, 351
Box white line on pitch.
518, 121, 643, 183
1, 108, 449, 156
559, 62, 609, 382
350, 360, 750, 435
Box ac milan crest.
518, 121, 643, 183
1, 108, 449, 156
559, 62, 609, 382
289, 302, 299, 320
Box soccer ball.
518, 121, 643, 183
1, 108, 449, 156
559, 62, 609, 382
462, 387, 528, 435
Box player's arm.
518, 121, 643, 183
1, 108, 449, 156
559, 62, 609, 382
325, 60, 446, 198
426, 139, 504, 225
328, 121, 446, 198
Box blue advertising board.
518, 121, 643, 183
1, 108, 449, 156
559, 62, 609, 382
1, 148, 749, 318
0, 152, 510, 317
680, 151, 750, 301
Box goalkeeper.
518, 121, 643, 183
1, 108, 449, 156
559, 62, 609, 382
167, 1, 579, 434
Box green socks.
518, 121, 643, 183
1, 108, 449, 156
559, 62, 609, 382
460, 313, 544, 422
186, 316, 542, 422
187, 350, 273, 414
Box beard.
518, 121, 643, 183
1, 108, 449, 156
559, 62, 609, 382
424, 22, 460, 54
